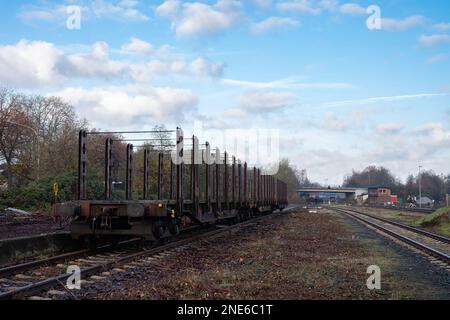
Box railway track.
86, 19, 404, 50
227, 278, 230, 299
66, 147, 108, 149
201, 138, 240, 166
333, 207, 450, 265
0, 207, 296, 300
342, 207, 450, 244
0, 238, 141, 278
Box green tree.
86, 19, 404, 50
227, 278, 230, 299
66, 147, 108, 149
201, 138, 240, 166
274, 158, 301, 203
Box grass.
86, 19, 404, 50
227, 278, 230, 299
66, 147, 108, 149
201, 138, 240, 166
332, 205, 450, 237
414, 206, 450, 227
413, 206, 450, 237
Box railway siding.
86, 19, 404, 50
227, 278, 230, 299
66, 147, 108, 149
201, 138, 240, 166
53, 208, 450, 300
346, 206, 450, 238
333, 208, 450, 265
0, 209, 295, 300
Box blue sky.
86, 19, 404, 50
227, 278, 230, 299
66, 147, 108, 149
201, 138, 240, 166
1, 0, 450, 184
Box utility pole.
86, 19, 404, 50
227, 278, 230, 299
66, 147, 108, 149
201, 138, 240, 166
418, 165, 422, 208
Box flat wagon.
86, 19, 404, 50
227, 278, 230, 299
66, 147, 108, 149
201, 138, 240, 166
53, 128, 288, 243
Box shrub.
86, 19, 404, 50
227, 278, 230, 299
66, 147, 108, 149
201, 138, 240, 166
415, 207, 450, 227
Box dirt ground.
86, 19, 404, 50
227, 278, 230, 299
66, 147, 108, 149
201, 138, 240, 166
66, 208, 449, 300
0, 213, 68, 240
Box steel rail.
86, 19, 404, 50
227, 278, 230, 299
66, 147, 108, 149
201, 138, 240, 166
342, 207, 450, 244
334, 208, 450, 264
0, 207, 297, 300
0, 238, 140, 279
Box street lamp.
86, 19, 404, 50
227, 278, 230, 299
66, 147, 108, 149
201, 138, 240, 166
418, 165, 422, 208
5, 120, 40, 181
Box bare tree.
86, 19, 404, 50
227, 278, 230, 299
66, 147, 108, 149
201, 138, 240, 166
0, 88, 89, 188
24, 95, 83, 176
0, 88, 33, 187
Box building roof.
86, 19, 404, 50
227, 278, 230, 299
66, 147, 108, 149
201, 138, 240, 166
367, 185, 391, 189
297, 187, 366, 194
417, 196, 433, 204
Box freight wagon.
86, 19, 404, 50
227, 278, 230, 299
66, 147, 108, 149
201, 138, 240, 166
53, 128, 288, 244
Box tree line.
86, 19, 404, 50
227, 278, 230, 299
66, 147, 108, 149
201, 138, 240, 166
0, 87, 85, 188
343, 166, 449, 204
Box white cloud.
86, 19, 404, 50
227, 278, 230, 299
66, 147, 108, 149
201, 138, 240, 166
19, 6, 66, 23
91, 0, 149, 21
339, 3, 366, 16
292, 148, 358, 185
52, 84, 198, 128
155, 0, 180, 20
324, 112, 350, 131
251, 0, 272, 9
293, 120, 450, 185
376, 123, 403, 135
222, 77, 352, 89
324, 93, 449, 107
251, 16, 300, 34
435, 22, 450, 32
19, 4, 86, 24
0, 40, 65, 87
306, 109, 365, 132
415, 122, 450, 146
64, 42, 128, 78
276, 0, 337, 14
418, 34, 450, 48
277, 0, 321, 15
318, 0, 339, 12
0, 39, 224, 88
190, 57, 224, 77
223, 107, 248, 118
225, 90, 296, 117
239, 91, 295, 112
118, 0, 140, 8
130, 57, 224, 81
426, 54, 448, 65
157, 0, 243, 38
381, 15, 425, 32
19, 0, 149, 25
121, 37, 153, 54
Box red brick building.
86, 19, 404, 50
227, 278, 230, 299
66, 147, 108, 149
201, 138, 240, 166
368, 186, 393, 205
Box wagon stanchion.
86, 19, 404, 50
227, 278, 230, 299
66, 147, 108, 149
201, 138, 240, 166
78, 130, 88, 200
224, 152, 229, 211
53, 126, 288, 244
104, 138, 113, 200
205, 142, 211, 213
215, 148, 221, 213
176, 128, 184, 218
158, 152, 164, 200
125, 144, 133, 200
144, 149, 150, 200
